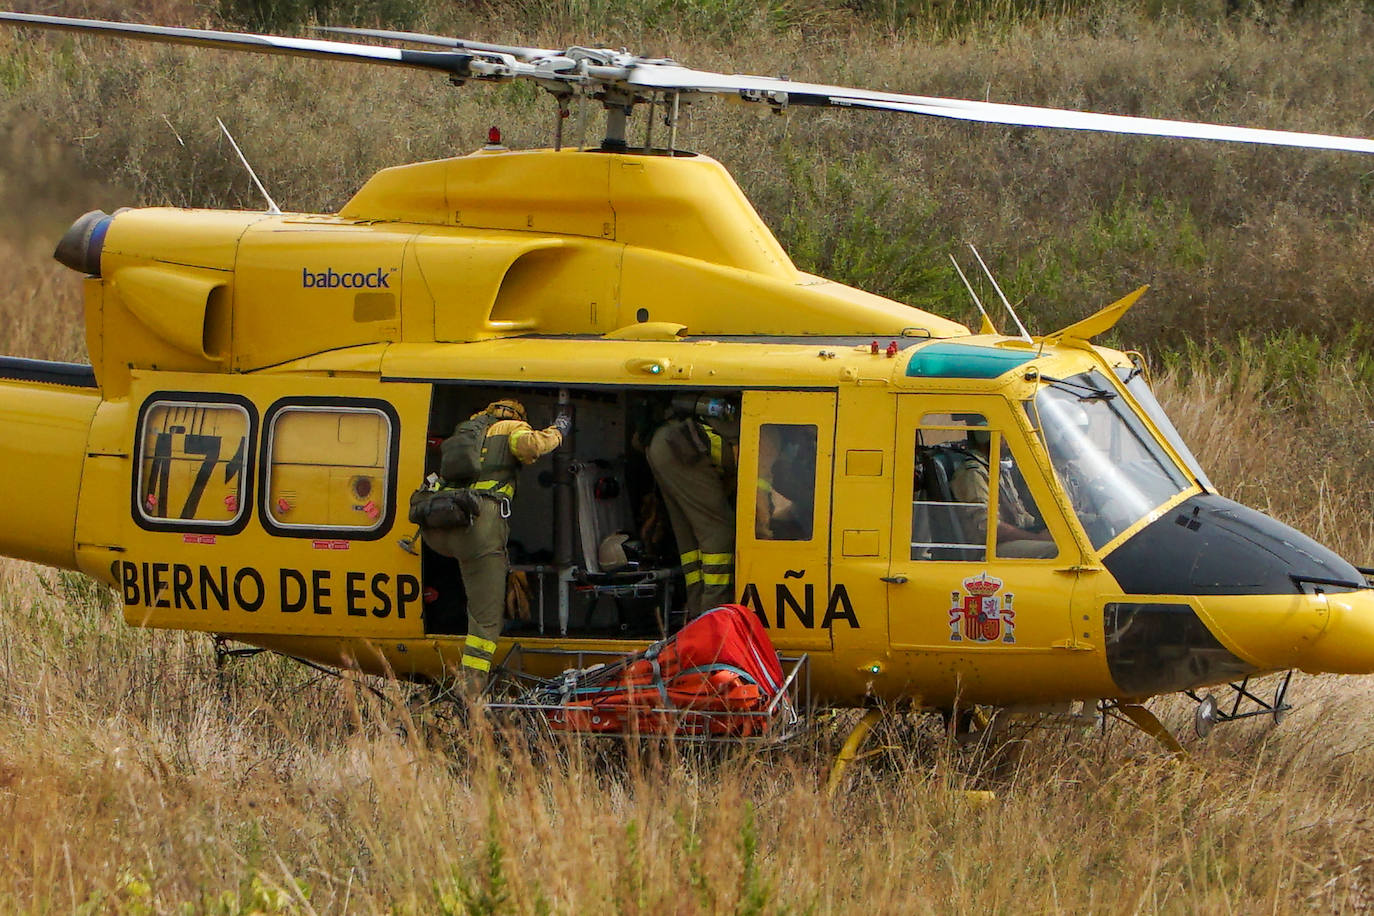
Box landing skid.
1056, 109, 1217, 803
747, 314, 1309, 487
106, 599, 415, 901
1185, 670, 1294, 738
825, 708, 885, 798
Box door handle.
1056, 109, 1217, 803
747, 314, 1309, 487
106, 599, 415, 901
880, 575, 908, 584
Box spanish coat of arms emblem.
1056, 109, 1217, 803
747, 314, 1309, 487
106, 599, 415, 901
949, 572, 1016, 644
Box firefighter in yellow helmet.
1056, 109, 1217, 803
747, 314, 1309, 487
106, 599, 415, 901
422, 398, 569, 685
646, 396, 739, 619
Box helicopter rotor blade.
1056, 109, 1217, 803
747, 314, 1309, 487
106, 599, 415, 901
310, 25, 560, 61
628, 65, 1374, 155
0, 12, 474, 77
5, 11, 1372, 155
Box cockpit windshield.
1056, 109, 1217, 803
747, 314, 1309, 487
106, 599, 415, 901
1031, 370, 1193, 549
1114, 365, 1215, 492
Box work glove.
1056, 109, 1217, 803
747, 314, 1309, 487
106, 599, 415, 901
553, 409, 573, 438
505, 570, 531, 621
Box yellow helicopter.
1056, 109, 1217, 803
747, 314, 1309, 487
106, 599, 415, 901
3, 10, 1374, 754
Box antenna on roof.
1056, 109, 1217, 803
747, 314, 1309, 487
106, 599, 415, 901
968, 243, 1031, 343
217, 117, 281, 216
948, 253, 998, 335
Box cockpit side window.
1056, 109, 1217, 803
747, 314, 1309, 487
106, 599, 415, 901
911, 413, 1059, 562
987, 446, 1058, 560
911, 414, 987, 561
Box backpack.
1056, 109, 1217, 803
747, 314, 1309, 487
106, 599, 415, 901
408, 487, 481, 529
439, 413, 498, 484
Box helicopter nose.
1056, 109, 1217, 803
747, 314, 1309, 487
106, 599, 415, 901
1296, 589, 1374, 674
1102, 493, 1374, 685
1193, 592, 1329, 671
1190, 588, 1374, 676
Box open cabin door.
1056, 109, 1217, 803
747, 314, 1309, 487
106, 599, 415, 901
736, 390, 837, 652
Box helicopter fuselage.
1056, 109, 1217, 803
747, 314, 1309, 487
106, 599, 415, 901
2, 148, 1372, 709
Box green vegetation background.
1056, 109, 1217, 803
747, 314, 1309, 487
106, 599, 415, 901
2, 0, 1373, 376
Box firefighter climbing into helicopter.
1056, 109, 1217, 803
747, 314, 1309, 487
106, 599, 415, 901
646, 394, 740, 620
413, 396, 572, 687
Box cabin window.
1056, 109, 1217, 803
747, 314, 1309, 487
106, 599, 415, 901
263, 402, 395, 536
755, 423, 817, 541
912, 413, 1057, 561
912, 413, 988, 561
135, 397, 254, 532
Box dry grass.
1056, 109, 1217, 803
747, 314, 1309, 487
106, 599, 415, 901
1155, 350, 1374, 564
4, 556, 1374, 913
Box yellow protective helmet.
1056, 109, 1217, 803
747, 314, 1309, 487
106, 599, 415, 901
484, 398, 527, 421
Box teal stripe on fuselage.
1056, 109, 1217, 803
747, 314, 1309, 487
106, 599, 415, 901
906, 343, 1034, 379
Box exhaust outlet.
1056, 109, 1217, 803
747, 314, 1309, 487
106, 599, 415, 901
53, 209, 113, 276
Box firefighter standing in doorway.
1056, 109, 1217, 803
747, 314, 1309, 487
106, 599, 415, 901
647, 396, 739, 619
422, 398, 570, 685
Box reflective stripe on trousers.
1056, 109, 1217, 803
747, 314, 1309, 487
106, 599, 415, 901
462, 634, 497, 672
701, 551, 733, 588
680, 548, 702, 586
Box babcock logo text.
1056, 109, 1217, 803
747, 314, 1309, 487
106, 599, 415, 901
302, 267, 394, 289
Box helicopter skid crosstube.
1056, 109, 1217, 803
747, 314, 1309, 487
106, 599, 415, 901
1186, 671, 1294, 738
211, 631, 871, 703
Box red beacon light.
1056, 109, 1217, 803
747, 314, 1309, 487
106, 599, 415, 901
886, 341, 899, 358
870, 340, 879, 355
485, 126, 506, 150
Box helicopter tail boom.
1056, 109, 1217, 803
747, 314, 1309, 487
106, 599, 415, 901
0, 368, 100, 571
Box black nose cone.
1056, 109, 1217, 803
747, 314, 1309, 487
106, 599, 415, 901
1102, 493, 1361, 596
